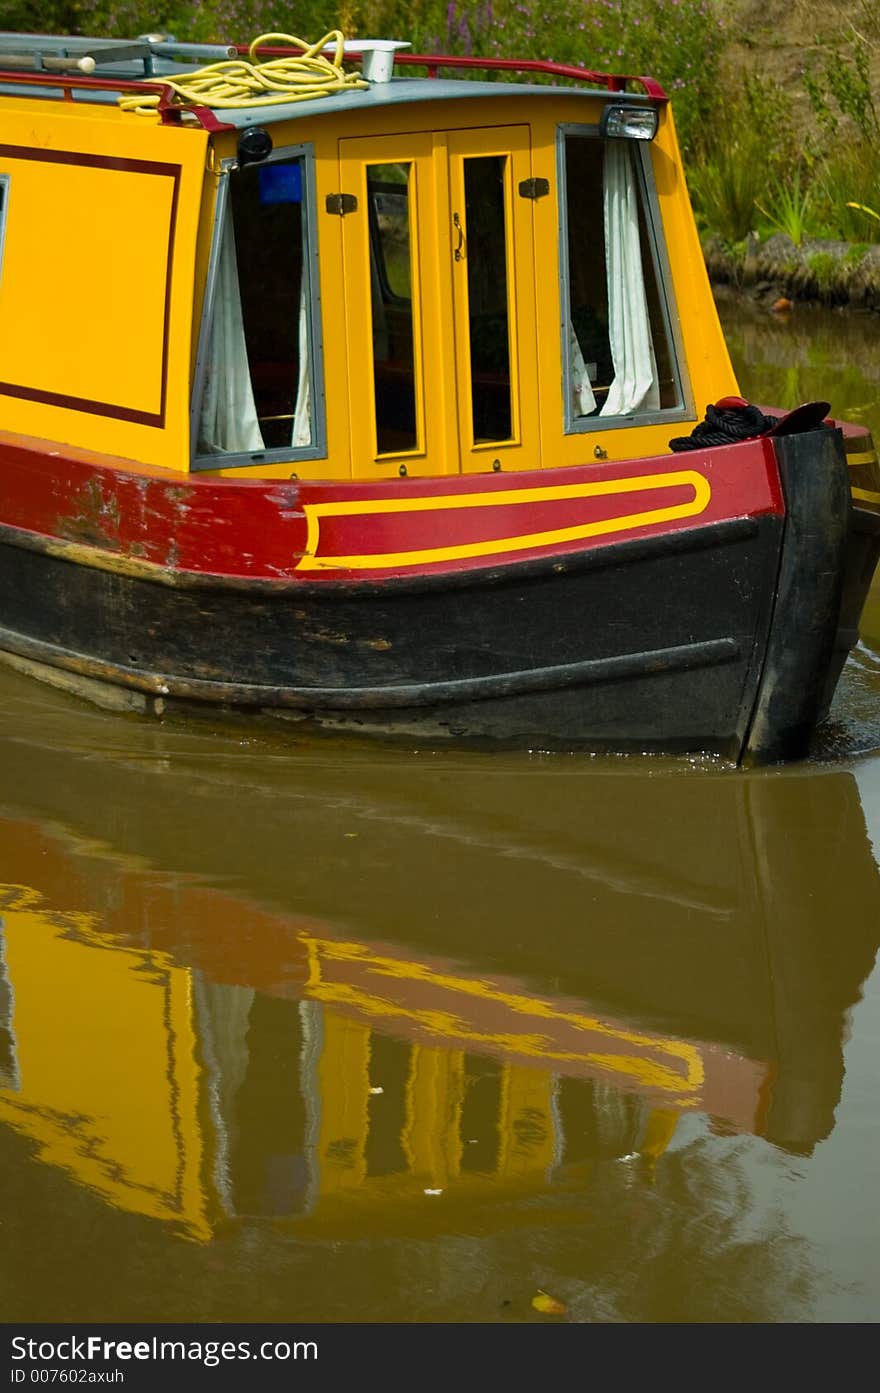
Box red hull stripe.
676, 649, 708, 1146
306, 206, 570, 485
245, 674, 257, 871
300, 471, 711, 571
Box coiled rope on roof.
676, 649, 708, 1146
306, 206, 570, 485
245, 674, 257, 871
118, 31, 369, 116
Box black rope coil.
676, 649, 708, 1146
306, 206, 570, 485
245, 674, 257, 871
669, 402, 780, 452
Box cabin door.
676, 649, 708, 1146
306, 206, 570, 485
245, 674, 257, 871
446, 127, 539, 474
338, 127, 539, 477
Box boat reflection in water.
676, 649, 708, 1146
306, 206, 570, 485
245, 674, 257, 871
0, 695, 879, 1244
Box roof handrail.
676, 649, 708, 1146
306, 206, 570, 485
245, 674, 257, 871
395, 52, 667, 101
235, 42, 668, 101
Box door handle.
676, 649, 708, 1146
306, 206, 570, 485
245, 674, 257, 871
453, 211, 464, 262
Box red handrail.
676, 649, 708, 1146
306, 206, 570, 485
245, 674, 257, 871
232, 44, 667, 101
392, 51, 667, 101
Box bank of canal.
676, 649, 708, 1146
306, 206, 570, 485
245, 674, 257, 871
705, 234, 880, 314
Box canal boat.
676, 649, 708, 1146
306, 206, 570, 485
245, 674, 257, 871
1, 29, 878, 764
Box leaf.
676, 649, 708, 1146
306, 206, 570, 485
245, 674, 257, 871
847, 201, 880, 224
531, 1290, 567, 1316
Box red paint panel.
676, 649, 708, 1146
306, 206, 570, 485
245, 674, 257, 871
0, 433, 783, 583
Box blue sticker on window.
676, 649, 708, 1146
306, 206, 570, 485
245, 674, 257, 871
258, 162, 302, 205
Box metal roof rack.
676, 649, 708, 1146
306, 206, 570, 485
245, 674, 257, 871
0, 32, 238, 78
0, 32, 250, 128
0, 33, 412, 80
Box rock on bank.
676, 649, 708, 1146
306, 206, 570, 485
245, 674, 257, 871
703, 233, 880, 312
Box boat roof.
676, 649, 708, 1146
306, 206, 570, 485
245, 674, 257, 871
0, 31, 666, 128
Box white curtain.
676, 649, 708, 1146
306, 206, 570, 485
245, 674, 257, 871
199, 198, 265, 455
569, 323, 597, 417
600, 142, 659, 418
292, 279, 311, 447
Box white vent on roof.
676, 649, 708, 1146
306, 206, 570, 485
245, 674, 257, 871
323, 38, 410, 84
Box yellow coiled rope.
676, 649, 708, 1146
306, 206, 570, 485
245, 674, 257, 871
119, 31, 369, 116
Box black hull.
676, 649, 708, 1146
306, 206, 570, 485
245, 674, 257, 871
3, 514, 782, 760
744, 428, 880, 763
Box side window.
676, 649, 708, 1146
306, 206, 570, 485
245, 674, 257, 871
461, 154, 514, 444
561, 132, 681, 429
195, 151, 323, 465
366, 163, 417, 454
368, 165, 411, 302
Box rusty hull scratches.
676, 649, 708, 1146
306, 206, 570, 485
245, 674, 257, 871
34, 470, 395, 674
289, 607, 394, 652
57, 476, 123, 551
55, 472, 193, 562
51, 467, 307, 579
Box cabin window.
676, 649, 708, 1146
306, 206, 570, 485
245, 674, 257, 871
462, 155, 513, 443
367, 163, 418, 454
560, 131, 682, 430
194, 150, 323, 467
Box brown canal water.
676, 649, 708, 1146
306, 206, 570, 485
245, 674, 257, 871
1, 299, 879, 1326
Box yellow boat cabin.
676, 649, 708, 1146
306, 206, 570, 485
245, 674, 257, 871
0, 30, 737, 476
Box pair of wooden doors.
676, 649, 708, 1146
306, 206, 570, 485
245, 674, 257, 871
338, 126, 541, 477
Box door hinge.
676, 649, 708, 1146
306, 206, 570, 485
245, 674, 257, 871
518, 177, 550, 200
325, 193, 358, 215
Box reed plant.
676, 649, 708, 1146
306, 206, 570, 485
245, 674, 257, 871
808, 144, 880, 243
686, 69, 799, 243
803, 29, 879, 145
755, 170, 813, 247
800, 18, 880, 242
686, 142, 766, 243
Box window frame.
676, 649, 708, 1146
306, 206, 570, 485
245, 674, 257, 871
556, 124, 692, 436
190, 142, 326, 472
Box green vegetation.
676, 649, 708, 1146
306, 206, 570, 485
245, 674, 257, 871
806, 251, 841, 294
756, 172, 812, 249
1, 0, 878, 268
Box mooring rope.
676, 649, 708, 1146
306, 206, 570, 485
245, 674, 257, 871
119, 31, 369, 116
669, 401, 780, 451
